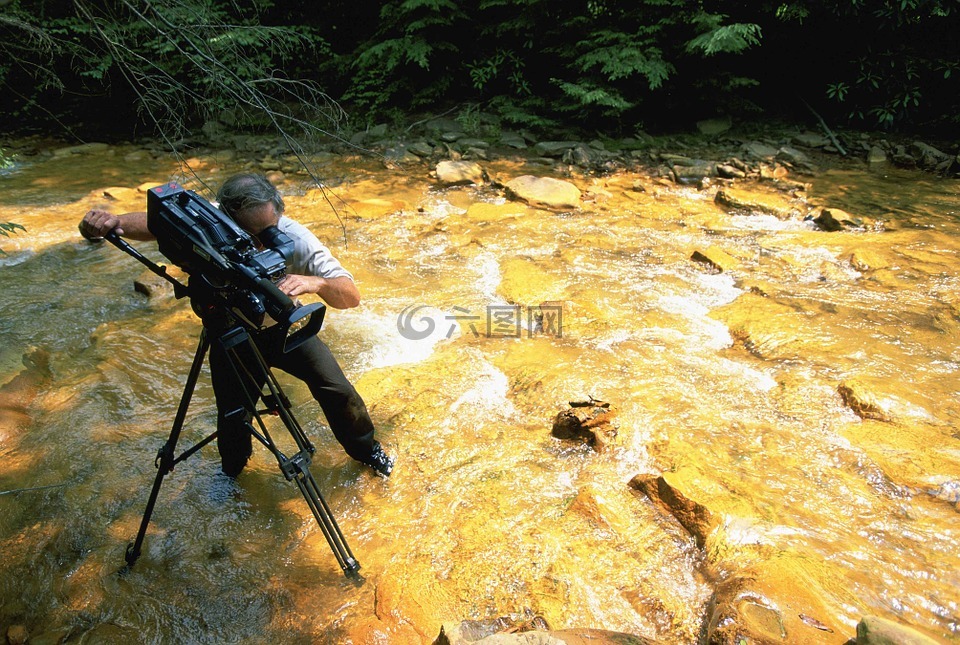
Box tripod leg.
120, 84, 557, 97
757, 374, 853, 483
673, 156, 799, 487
288, 457, 361, 576
125, 330, 210, 568
220, 328, 362, 576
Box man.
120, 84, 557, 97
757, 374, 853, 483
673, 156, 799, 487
79, 173, 394, 478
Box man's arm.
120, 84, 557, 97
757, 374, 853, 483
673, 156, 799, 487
79, 210, 155, 241
277, 274, 361, 310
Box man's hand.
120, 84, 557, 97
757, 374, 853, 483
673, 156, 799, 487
278, 274, 361, 309
277, 274, 320, 297
79, 209, 122, 241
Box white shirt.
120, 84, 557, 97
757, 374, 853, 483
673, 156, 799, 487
277, 216, 353, 281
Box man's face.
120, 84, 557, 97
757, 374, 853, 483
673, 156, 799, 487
235, 201, 280, 237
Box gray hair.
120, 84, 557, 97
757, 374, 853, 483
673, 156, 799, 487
216, 173, 285, 218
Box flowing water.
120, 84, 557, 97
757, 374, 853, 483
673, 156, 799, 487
0, 142, 957, 644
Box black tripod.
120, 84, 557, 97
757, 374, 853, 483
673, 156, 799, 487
106, 234, 360, 577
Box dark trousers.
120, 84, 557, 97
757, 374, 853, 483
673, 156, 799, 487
209, 330, 377, 476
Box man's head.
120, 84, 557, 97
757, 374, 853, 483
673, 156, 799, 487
217, 173, 285, 235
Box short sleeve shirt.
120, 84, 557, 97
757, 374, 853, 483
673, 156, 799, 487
278, 216, 353, 281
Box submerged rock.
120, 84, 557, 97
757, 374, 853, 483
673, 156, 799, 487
691, 246, 739, 274
714, 187, 799, 219
706, 554, 846, 645
838, 378, 892, 422
629, 470, 718, 548
435, 622, 655, 645
856, 615, 941, 645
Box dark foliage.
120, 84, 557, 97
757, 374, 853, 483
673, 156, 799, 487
0, 0, 957, 138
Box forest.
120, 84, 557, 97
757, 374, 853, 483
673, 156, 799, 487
0, 0, 958, 144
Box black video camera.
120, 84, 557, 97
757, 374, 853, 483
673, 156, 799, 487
146, 183, 325, 352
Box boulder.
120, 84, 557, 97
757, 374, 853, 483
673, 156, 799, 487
792, 132, 829, 148
776, 146, 809, 165
436, 160, 485, 185
813, 209, 844, 232
740, 141, 779, 160
867, 146, 887, 164
6, 625, 28, 645
672, 162, 717, 185
714, 188, 798, 220
845, 249, 890, 272
716, 164, 746, 179
838, 379, 893, 422
856, 615, 941, 645
498, 131, 528, 149
533, 141, 581, 157
133, 268, 175, 299
551, 402, 618, 452
690, 246, 739, 273
629, 470, 718, 548
504, 176, 581, 210
909, 141, 952, 170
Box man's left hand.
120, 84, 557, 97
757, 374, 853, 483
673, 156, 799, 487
277, 274, 319, 297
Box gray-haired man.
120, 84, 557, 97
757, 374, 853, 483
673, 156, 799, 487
80, 173, 394, 478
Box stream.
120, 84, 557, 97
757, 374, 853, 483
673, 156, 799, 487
0, 141, 957, 643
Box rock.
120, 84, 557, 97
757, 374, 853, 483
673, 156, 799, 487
706, 551, 850, 645
533, 141, 581, 157
776, 146, 809, 165
407, 141, 435, 157
435, 615, 550, 644
436, 160, 485, 185
856, 615, 941, 645
435, 623, 654, 645
504, 176, 581, 210
498, 131, 528, 149
792, 132, 829, 148
909, 141, 952, 170
716, 164, 746, 179
672, 162, 717, 185
838, 379, 892, 422
867, 146, 887, 164
133, 268, 175, 298
466, 202, 527, 223
845, 249, 890, 272
758, 163, 789, 180
498, 257, 566, 305
6, 624, 28, 645
714, 188, 798, 219
629, 470, 717, 548
813, 209, 844, 232
52, 142, 110, 157
891, 153, 917, 168
691, 246, 739, 273
551, 404, 618, 452
696, 117, 732, 136
562, 144, 593, 167
740, 141, 779, 160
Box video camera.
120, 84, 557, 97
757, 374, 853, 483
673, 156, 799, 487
145, 182, 325, 352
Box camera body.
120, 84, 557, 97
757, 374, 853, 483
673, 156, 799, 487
146, 182, 324, 351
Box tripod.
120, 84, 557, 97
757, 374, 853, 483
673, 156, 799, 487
105, 234, 360, 577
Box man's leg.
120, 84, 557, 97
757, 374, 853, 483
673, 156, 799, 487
209, 336, 265, 476
266, 335, 392, 474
